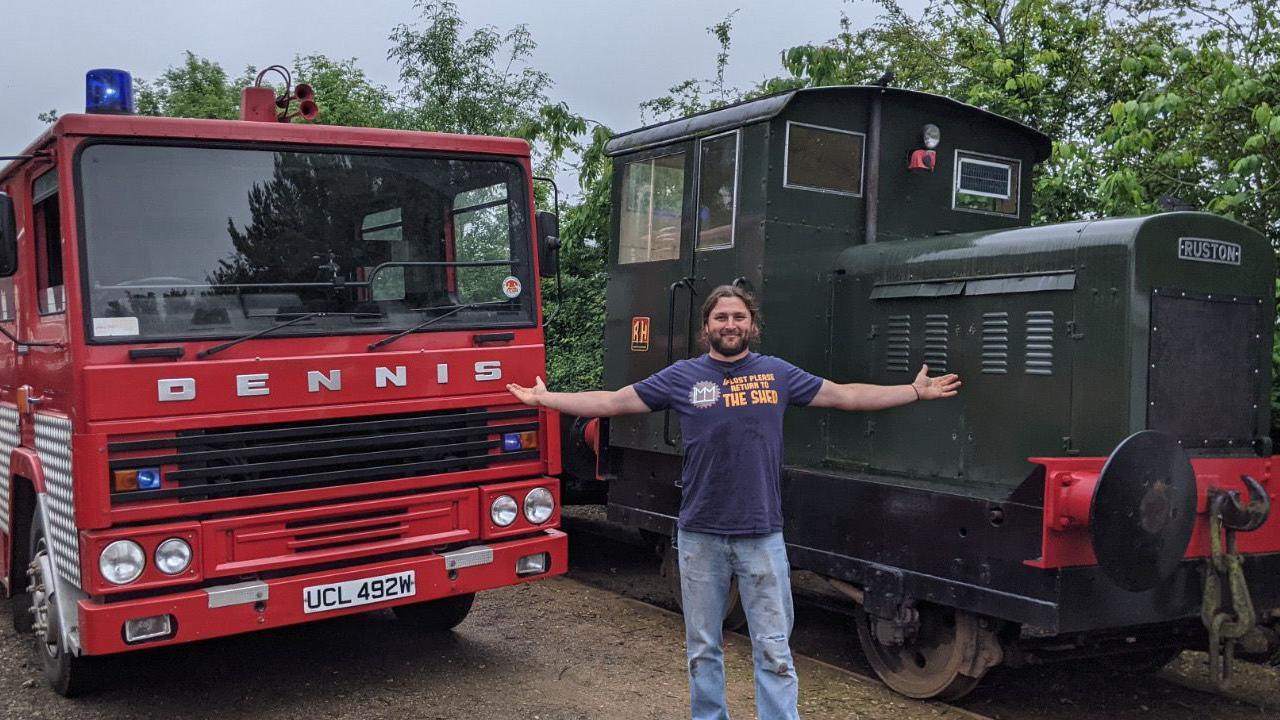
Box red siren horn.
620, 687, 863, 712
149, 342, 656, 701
294, 83, 315, 102
297, 99, 319, 121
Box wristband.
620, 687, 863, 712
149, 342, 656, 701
911, 384, 920, 401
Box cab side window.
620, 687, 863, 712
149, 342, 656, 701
32, 170, 64, 314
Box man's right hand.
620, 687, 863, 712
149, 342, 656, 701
507, 376, 548, 407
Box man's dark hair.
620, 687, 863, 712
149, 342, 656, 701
699, 284, 762, 346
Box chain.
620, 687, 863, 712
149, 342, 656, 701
1201, 490, 1260, 688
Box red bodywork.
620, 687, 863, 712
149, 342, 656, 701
0, 114, 565, 655
1028, 455, 1279, 569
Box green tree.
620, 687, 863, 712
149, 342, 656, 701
135, 52, 249, 119
388, 0, 551, 137
293, 55, 400, 129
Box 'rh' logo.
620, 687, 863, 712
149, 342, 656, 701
631, 317, 651, 351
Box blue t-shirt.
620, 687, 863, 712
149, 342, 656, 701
632, 352, 823, 535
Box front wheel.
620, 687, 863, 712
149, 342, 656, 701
29, 508, 99, 697
854, 603, 999, 701
392, 593, 476, 631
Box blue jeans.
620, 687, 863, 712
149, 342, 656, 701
677, 529, 799, 720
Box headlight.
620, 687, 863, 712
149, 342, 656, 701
100, 540, 145, 585
921, 123, 941, 149
491, 495, 518, 527
523, 487, 554, 524
154, 538, 192, 575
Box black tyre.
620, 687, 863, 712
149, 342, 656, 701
29, 508, 99, 697
9, 588, 33, 634
392, 593, 476, 631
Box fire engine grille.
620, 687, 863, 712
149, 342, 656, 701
107, 407, 540, 504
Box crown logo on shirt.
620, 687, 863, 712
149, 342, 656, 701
689, 381, 720, 409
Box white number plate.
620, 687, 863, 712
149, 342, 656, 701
302, 570, 416, 614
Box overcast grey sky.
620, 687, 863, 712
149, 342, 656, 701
2, 1, 922, 178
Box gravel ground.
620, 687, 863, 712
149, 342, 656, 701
0, 574, 977, 719
560, 507, 1280, 720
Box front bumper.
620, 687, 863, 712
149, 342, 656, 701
77, 528, 566, 655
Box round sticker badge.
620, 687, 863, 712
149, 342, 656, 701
501, 276, 522, 298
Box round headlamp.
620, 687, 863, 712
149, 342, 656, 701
100, 540, 145, 585
154, 538, 193, 575
523, 487, 555, 524
491, 495, 518, 527
921, 123, 941, 149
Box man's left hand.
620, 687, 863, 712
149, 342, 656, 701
913, 364, 961, 400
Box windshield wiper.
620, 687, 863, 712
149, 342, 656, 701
197, 312, 379, 359
367, 301, 507, 352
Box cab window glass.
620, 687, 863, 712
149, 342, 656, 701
696, 132, 738, 251
618, 152, 685, 264
453, 183, 513, 303
953, 150, 1020, 217
785, 122, 865, 196
33, 170, 64, 314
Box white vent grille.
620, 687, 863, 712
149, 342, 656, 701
886, 315, 911, 372
982, 313, 1010, 374
1025, 311, 1055, 376
0, 404, 17, 536
923, 314, 949, 373
35, 414, 79, 588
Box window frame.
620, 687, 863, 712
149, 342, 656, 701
951, 149, 1022, 218
32, 168, 65, 316
694, 129, 740, 252
72, 138, 538, 344
783, 121, 867, 198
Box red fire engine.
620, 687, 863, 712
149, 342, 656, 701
0, 68, 567, 695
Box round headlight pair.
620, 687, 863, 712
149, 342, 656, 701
490, 487, 555, 527
99, 537, 192, 585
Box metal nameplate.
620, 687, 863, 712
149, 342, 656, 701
1177, 237, 1241, 266
443, 546, 494, 570
205, 581, 269, 608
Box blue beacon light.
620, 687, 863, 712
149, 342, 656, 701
85, 69, 135, 114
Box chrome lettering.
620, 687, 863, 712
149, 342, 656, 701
157, 378, 196, 402
376, 366, 407, 388
474, 361, 502, 382
307, 370, 342, 393
236, 373, 270, 397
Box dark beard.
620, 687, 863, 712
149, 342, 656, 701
708, 331, 747, 356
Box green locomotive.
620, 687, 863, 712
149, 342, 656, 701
567, 85, 1279, 698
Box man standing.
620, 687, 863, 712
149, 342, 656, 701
507, 285, 959, 720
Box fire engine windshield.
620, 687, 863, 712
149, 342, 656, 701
77, 143, 535, 343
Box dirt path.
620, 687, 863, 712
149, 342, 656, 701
0, 576, 980, 720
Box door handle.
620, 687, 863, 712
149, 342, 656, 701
663, 277, 697, 447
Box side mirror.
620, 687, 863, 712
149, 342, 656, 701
0, 193, 15, 277
536, 210, 560, 278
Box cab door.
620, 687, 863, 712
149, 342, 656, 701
603, 144, 697, 455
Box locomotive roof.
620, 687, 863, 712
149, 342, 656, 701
604, 85, 1053, 162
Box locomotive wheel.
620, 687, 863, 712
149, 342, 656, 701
392, 593, 476, 632
854, 604, 994, 701
29, 509, 99, 697
662, 542, 748, 631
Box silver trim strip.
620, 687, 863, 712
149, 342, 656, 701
205, 581, 269, 609
443, 546, 494, 570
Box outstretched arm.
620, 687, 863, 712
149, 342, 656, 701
809, 364, 960, 411
506, 377, 652, 417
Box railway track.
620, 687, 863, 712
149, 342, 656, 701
561, 508, 1278, 720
